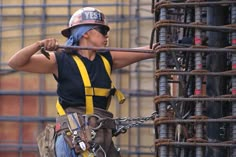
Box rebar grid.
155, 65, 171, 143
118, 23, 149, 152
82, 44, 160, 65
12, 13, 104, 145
153, 1, 236, 157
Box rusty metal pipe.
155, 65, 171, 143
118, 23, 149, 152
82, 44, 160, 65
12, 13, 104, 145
57, 45, 236, 54
58, 45, 154, 53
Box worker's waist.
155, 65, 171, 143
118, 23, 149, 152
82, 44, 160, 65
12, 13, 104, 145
55, 107, 116, 133
59, 100, 108, 110
64, 106, 113, 117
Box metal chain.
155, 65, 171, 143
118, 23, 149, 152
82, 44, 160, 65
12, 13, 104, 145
112, 111, 158, 136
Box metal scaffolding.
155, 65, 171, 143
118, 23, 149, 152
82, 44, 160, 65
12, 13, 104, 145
153, 0, 236, 157
0, 0, 155, 157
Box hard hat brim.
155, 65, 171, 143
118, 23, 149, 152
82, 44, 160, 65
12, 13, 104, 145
61, 24, 110, 38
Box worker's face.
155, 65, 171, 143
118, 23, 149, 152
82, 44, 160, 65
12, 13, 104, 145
86, 26, 109, 47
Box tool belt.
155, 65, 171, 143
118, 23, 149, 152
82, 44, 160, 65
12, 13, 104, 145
55, 107, 116, 155
37, 124, 56, 157
55, 107, 116, 133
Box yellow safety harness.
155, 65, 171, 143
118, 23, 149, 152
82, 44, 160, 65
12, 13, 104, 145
56, 54, 125, 116
55, 54, 125, 156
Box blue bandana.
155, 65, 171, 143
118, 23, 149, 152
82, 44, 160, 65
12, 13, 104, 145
65, 25, 95, 46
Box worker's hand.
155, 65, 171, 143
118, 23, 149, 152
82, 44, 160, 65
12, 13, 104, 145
37, 38, 59, 60
38, 38, 59, 51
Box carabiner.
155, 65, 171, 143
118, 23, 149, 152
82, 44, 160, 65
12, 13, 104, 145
112, 126, 127, 137
91, 143, 106, 157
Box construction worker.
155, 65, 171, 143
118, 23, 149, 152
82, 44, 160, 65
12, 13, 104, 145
8, 7, 154, 157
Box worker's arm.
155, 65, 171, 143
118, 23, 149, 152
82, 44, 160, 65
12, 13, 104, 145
8, 38, 58, 75
110, 45, 155, 70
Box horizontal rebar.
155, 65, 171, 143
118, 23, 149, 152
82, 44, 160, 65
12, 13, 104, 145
155, 69, 236, 77
155, 1, 236, 10
0, 3, 127, 8
0, 116, 55, 122
155, 118, 236, 125
155, 141, 236, 147
0, 91, 57, 96
155, 47, 236, 53
154, 95, 236, 103
154, 22, 236, 32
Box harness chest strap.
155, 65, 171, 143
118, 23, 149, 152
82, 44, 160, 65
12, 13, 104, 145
72, 55, 94, 114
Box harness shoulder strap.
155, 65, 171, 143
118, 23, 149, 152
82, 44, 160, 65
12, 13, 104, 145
56, 100, 66, 116
99, 55, 126, 105
72, 55, 94, 115
99, 55, 111, 75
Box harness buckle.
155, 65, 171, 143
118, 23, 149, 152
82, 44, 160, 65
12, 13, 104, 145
109, 88, 116, 96
84, 86, 95, 96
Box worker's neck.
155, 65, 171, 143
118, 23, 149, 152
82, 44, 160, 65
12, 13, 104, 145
78, 39, 97, 60
78, 50, 96, 61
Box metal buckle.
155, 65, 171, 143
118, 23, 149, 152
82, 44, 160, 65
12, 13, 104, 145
84, 86, 95, 96
82, 114, 103, 131
109, 88, 116, 96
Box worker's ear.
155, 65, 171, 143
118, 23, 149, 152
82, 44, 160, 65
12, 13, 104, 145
83, 32, 89, 39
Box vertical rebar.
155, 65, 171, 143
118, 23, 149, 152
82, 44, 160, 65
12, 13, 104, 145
154, 1, 160, 156
127, 1, 132, 156
194, 6, 204, 157
38, 0, 47, 128
135, 1, 141, 156
115, 0, 122, 152
158, 0, 168, 156
231, 4, 236, 157
19, 1, 26, 156
0, 1, 2, 70
127, 1, 134, 156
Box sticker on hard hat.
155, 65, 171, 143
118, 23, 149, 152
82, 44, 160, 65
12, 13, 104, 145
82, 11, 103, 21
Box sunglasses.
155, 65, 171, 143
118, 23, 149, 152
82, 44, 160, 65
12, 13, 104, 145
93, 26, 109, 36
